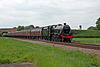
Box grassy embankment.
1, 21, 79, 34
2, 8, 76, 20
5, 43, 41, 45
71, 30, 100, 38
71, 30, 100, 44
0, 37, 100, 67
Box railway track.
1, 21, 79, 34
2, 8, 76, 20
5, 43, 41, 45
37, 40, 100, 50
10, 37, 100, 50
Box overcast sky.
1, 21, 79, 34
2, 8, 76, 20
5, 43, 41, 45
0, 0, 100, 29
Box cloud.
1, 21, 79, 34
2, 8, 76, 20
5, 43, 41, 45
0, 0, 100, 29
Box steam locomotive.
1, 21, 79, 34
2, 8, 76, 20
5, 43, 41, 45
3, 23, 73, 42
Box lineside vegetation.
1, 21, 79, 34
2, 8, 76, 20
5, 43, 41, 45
72, 30, 100, 38
0, 37, 100, 67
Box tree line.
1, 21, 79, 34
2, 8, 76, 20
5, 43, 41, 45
13, 17, 100, 31
13, 25, 40, 31
88, 17, 100, 30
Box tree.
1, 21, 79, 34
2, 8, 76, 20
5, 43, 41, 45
13, 27, 17, 29
17, 26, 24, 31
87, 26, 97, 30
97, 24, 100, 30
15, 25, 35, 31
24, 26, 30, 30
96, 17, 100, 30
24, 25, 34, 30
29, 25, 34, 29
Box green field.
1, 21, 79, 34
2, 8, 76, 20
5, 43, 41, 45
71, 30, 100, 38
74, 38, 100, 44
0, 37, 100, 67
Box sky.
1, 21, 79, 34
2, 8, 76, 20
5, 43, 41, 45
0, 0, 100, 29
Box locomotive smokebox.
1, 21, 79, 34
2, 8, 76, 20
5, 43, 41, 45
64, 23, 66, 25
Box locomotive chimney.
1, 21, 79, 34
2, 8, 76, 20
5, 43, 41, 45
64, 23, 66, 25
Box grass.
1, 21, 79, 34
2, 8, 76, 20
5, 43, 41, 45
0, 37, 100, 67
71, 30, 100, 36
74, 38, 100, 44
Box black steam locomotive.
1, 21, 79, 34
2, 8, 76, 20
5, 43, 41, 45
3, 23, 73, 42
47, 23, 73, 42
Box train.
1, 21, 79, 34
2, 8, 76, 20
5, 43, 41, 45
3, 23, 73, 42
